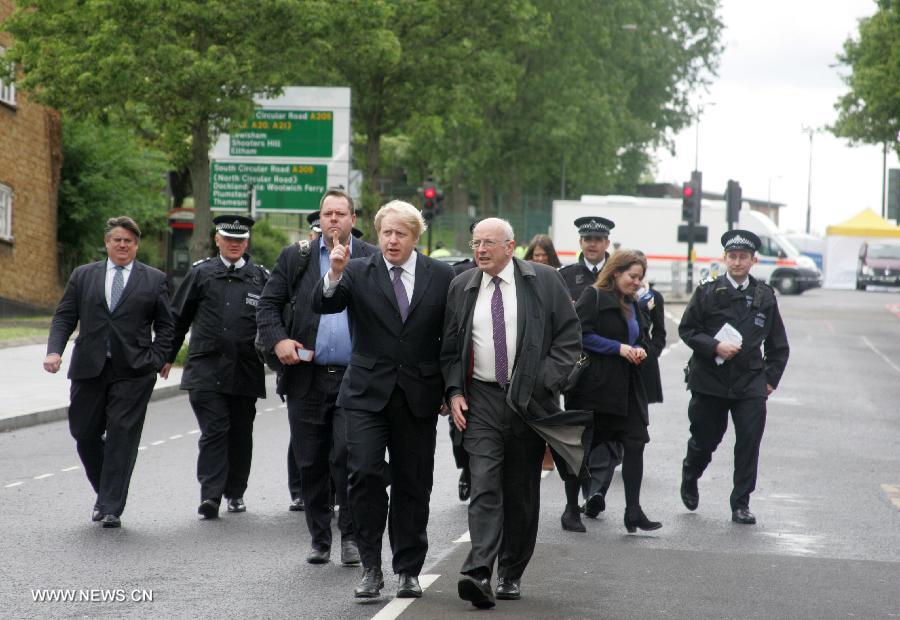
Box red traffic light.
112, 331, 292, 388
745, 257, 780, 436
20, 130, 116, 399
423, 187, 437, 200
682, 186, 694, 198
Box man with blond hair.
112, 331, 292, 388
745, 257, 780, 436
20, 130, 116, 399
313, 200, 455, 601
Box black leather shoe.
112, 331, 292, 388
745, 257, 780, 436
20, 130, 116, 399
624, 507, 662, 533
397, 573, 422, 598
458, 468, 471, 501
354, 567, 384, 599
732, 507, 757, 525
495, 577, 521, 600
561, 504, 586, 532
226, 498, 246, 513
340, 539, 361, 567
289, 496, 305, 512
583, 492, 605, 518
100, 514, 121, 528
681, 476, 699, 511
198, 499, 220, 520
92, 504, 102, 522
306, 547, 331, 564
458, 575, 495, 609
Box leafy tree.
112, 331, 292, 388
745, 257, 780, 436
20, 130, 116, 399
832, 1, 900, 153
57, 118, 169, 274
247, 218, 289, 270
3, 0, 322, 260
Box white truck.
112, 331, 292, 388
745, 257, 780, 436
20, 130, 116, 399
550, 195, 822, 295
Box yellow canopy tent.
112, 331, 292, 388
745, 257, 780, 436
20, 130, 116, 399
824, 209, 900, 288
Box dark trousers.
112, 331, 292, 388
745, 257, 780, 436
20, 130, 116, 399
287, 444, 302, 499
346, 386, 437, 575
581, 440, 623, 500
68, 361, 156, 517
188, 391, 256, 501
287, 366, 352, 551
462, 380, 545, 580
683, 392, 767, 510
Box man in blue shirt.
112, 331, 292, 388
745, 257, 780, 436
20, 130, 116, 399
257, 189, 378, 565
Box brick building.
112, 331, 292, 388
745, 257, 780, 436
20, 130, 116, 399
0, 0, 63, 314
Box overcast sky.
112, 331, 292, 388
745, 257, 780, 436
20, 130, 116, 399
653, 0, 899, 235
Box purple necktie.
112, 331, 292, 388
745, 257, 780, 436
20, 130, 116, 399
491, 276, 508, 387
391, 266, 409, 322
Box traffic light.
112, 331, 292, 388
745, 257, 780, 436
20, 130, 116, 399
725, 179, 742, 229
681, 171, 702, 223
417, 179, 444, 221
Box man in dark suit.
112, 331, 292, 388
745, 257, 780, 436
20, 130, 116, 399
164, 215, 269, 519
257, 189, 378, 566
313, 200, 454, 600
43, 216, 174, 528
442, 218, 584, 609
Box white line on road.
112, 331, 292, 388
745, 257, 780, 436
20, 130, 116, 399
861, 336, 900, 376
768, 396, 801, 405
370, 574, 439, 620
138, 446, 147, 451
664, 310, 679, 323
264, 407, 277, 412
60, 466, 80, 472
169, 434, 183, 440
453, 531, 471, 543
659, 341, 680, 357
4, 481, 23, 488
187, 429, 200, 435
151, 440, 165, 446
34, 473, 54, 480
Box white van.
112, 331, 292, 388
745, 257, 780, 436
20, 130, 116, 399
551, 195, 822, 295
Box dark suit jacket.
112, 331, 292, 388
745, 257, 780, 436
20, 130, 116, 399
47, 260, 174, 380
256, 237, 378, 400
311, 251, 454, 417
442, 258, 582, 422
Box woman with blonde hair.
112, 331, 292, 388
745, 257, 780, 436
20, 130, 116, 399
565, 249, 661, 533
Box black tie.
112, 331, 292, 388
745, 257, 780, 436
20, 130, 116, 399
228, 263, 236, 273
591, 266, 598, 278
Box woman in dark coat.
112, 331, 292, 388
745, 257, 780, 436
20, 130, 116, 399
566, 249, 662, 532
637, 284, 666, 405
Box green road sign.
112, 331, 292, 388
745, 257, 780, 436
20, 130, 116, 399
210, 162, 327, 212
229, 109, 333, 158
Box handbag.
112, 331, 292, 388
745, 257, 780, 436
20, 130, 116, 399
255, 239, 312, 372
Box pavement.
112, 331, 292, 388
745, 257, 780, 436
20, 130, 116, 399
0, 341, 184, 432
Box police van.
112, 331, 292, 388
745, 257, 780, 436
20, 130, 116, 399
551, 195, 822, 295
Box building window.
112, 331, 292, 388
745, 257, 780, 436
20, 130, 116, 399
0, 47, 15, 107
0, 184, 12, 240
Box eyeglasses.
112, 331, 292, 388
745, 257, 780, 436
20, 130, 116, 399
468, 239, 510, 250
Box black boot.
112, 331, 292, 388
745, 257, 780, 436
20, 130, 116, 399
561, 504, 586, 532
624, 506, 662, 533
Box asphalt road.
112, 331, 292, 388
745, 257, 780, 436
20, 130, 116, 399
1, 287, 898, 619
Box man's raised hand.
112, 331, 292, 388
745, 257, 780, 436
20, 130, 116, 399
327, 231, 350, 279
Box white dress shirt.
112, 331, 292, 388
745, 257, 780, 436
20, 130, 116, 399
323, 250, 418, 304
726, 273, 749, 291
471, 260, 517, 384
220, 255, 246, 270
105, 259, 134, 308
584, 257, 605, 274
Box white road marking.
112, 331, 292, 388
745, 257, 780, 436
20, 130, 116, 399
279, 403, 287, 409
169, 434, 183, 440
861, 336, 900, 375
264, 407, 277, 412
370, 574, 440, 620
34, 473, 54, 480
61, 466, 80, 472
453, 531, 471, 543
187, 429, 200, 435
664, 310, 680, 323
151, 440, 165, 446
4, 481, 23, 488
768, 396, 801, 405
138, 446, 148, 451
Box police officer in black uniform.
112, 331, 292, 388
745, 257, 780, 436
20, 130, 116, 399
558, 216, 621, 527
165, 214, 269, 519
678, 230, 790, 525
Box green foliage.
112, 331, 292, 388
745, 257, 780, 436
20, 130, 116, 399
832, 3, 900, 152
57, 118, 169, 273
248, 218, 290, 270
4, 0, 322, 259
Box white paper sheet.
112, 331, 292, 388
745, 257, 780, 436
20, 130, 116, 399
714, 322, 743, 365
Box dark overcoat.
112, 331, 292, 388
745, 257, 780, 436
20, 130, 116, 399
638, 288, 666, 404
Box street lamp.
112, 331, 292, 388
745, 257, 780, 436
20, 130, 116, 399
801, 125, 820, 234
